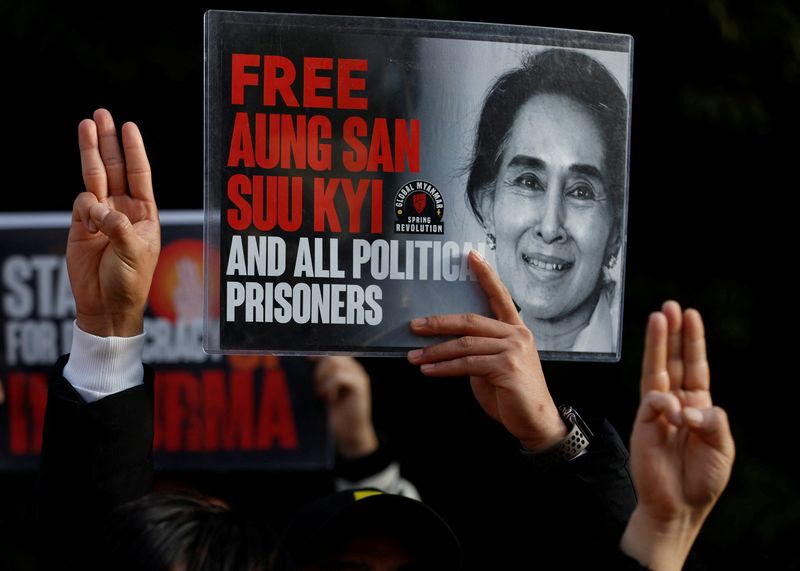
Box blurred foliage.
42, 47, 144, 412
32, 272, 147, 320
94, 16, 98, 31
680, 0, 800, 132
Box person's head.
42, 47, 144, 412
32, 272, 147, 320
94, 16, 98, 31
80, 492, 270, 571
466, 49, 627, 323
273, 489, 462, 571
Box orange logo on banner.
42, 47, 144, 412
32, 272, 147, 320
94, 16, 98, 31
149, 239, 214, 322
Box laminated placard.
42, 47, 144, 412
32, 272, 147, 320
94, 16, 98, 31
204, 11, 632, 361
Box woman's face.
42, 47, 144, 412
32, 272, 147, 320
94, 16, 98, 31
482, 93, 616, 321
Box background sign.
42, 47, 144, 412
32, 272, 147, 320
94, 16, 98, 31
0, 211, 333, 470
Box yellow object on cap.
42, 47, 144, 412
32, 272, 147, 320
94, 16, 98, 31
353, 490, 383, 501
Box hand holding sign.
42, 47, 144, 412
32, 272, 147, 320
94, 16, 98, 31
69, 109, 160, 337
407, 250, 567, 452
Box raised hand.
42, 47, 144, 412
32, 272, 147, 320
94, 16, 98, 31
621, 302, 735, 570
407, 250, 566, 452
314, 356, 379, 459
68, 109, 160, 337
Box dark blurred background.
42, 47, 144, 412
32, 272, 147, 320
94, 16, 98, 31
1, 0, 797, 569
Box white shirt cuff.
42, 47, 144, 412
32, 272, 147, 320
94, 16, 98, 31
63, 321, 146, 403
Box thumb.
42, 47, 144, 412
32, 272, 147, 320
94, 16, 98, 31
638, 390, 683, 427
90, 203, 139, 260
683, 406, 735, 457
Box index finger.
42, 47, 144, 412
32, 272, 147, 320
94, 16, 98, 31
121, 122, 155, 204
469, 250, 523, 325
78, 118, 108, 200
641, 311, 670, 397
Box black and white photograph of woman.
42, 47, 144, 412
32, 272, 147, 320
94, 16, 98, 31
464, 49, 629, 355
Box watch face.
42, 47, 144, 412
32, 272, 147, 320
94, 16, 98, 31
559, 405, 593, 439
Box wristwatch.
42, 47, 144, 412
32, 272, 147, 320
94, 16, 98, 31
521, 404, 593, 470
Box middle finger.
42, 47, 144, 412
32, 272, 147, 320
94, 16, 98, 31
94, 109, 128, 196
408, 336, 507, 365
410, 312, 510, 338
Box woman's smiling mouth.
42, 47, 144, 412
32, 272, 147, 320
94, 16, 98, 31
521, 252, 574, 272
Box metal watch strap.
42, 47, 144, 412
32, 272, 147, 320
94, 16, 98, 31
520, 405, 592, 471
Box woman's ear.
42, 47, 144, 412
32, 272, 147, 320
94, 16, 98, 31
478, 185, 495, 235
605, 227, 622, 267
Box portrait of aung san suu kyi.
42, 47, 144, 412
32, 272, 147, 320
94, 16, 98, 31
466, 49, 628, 354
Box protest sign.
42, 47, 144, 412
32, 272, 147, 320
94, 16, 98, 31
205, 12, 633, 361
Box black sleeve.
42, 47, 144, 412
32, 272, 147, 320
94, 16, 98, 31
37, 355, 155, 571
525, 418, 639, 568
603, 551, 653, 570
530, 419, 707, 570
552, 418, 638, 529
333, 439, 397, 483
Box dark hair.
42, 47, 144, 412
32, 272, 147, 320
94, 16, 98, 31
466, 49, 628, 240
79, 492, 271, 571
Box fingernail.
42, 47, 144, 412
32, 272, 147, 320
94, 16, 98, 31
420, 363, 435, 373
470, 248, 485, 262
91, 202, 111, 225
411, 317, 427, 328
684, 407, 703, 426
96, 203, 110, 219
87, 220, 97, 233
407, 349, 423, 362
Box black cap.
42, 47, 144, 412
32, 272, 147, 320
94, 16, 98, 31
275, 488, 462, 570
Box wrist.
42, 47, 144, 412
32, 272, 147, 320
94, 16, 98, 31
520, 405, 569, 452
620, 507, 704, 571
76, 310, 145, 338
336, 426, 379, 460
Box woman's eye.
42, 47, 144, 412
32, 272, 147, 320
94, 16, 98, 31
567, 183, 597, 200
513, 173, 544, 191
